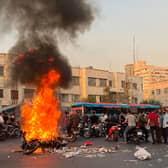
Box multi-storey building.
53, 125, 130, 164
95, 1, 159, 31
60, 66, 143, 111
125, 61, 168, 100
0, 53, 143, 111
149, 80, 168, 106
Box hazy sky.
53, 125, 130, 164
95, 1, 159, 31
1, 0, 168, 72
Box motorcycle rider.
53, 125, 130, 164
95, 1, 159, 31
123, 111, 137, 143
89, 111, 99, 125
137, 111, 149, 142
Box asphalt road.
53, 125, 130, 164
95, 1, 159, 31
0, 138, 168, 168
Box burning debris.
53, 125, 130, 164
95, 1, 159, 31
0, 0, 95, 154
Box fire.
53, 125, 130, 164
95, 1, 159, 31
21, 70, 62, 142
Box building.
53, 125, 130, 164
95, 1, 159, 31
125, 61, 168, 100
60, 67, 143, 111
0, 53, 143, 111
149, 80, 168, 106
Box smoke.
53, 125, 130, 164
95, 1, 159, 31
0, 0, 94, 88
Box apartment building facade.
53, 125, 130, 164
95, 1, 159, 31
60, 67, 143, 111
149, 80, 168, 106
0, 53, 143, 111
125, 61, 168, 100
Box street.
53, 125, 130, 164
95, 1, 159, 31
0, 138, 168, 168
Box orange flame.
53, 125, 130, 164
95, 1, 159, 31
21, 70, 62, 142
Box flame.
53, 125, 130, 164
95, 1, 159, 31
21, 70, 62, 142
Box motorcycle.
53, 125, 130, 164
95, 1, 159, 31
105, 124, 120, 141
83, 122, 105, 138
21, 133, 68, 155
127, 126, 145, 144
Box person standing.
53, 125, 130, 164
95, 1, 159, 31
123, 111, 137, 143
0, 112, 4, 130
147, 110, 160, 144
137, 111, 149, 142
163, 110, 168, 144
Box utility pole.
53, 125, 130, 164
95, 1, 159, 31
133, 34, 136, 64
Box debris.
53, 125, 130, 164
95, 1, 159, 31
7, 155, 11, 159
63, 151, 80, 158
85, 154, 97, 158
51, 146, 118, 158
84, 141, 92, 146
157, 158, 163, 162
123, 160, 137, 162
134, 147, 151, 160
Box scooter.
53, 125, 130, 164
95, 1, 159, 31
127, 126, 145, 144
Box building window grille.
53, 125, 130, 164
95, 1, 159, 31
99, 79, 107, 87
88, 77, 96, 86
0, 66, 4, 76
60, 94, 69, 102
72, 76, 80, 86
24, 88, 35, 99
156, 89, 161, 95
72, 95, 80, 102
11, 90, 18, 99
109, 80, 112, 87
0, 89, 3, 98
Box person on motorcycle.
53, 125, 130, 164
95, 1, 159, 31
89, 112, 99, 125
137, 111, 149, 142
123, 111, 137, 143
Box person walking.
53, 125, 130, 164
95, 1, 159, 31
147, 110, 161, 144
163, 110, 168, 144
123, 111, 137, 143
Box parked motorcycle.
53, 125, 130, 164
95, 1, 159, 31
127, 126, 145, 144
105, 124, 120, 141
83, 122, 106, 138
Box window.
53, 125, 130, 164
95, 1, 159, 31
151, 90, 155, 95
88, 95, 96, 103
121, 81, 125, 88
109, 80, 112, 87
0, 66, 4, 76
164, 88, 168, 94
88, 77, 96, 86
60, 94, 69, 102
72, 94, 80, 102
132, 83, 137, 90
0, 89, 3, 98
11, 90, 18, 99
156, 89, 161, 95
99, 79, 107, 87
72, 76, 79, 86
24, 88, 35, 99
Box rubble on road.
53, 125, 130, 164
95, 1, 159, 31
50, 145, 119, 158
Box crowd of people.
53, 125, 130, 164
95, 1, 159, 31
60, 108, 168, 144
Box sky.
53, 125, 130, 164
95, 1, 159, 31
1, 0, 168, 72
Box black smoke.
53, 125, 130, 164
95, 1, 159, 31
0, 0, 94, 88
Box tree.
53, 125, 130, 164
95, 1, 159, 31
140, 99, 162, 106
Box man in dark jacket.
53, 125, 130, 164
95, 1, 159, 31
137, 112, 149, 142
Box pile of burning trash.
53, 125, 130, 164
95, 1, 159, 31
49, 145, 119, 158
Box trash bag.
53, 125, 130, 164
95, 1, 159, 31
134, 147, 151, 160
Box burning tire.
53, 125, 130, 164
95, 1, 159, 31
22, 140, 40, 155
